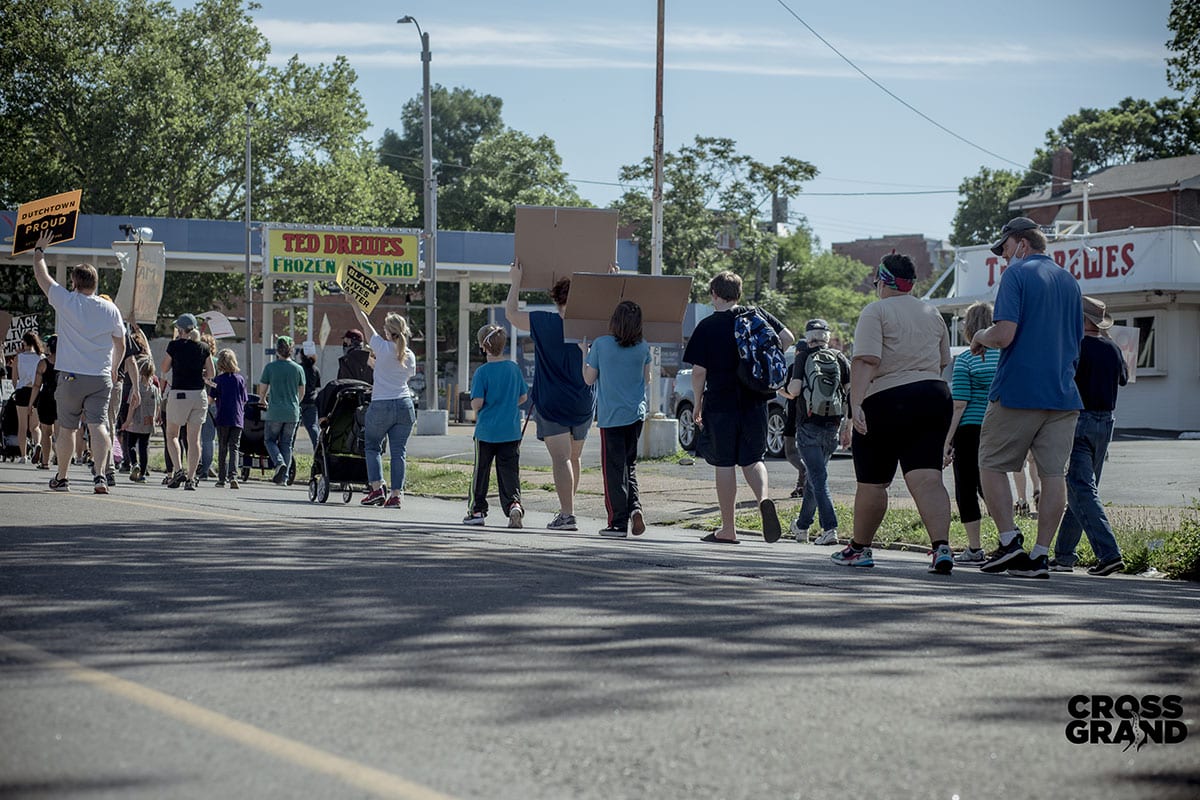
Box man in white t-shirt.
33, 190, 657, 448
32, 231, 126, 494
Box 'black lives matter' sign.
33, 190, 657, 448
12, 190, 82, 255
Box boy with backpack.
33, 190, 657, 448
682, 271, 794, 544
780, 319, 851, 545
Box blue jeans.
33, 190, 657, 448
199, 409, 216, 477
301, 403, 320, 450
1054, 411, 1121, 565
365, 397, 416, 490
796, 421, 840, 532
264, 420, 298, 471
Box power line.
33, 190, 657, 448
771, 0, 1055, 181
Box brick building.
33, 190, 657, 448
831, 234, 952, 280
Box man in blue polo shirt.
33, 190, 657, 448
970, 217, 1082, 579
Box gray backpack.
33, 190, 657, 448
803, 348, 847, 419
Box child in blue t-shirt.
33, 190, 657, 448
465, 325, 529, 528
581, 300, 651, 538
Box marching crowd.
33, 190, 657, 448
12, 218, 1128, 577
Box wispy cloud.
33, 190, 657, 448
255, 19, 1166, 79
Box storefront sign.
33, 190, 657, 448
953, 228, 1186, 297
264, 227, 420, 282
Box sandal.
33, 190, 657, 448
700, 532, 739, 544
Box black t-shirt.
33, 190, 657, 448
120, 329, 146, 384
166, 338, 210, 390
301, 360, 321, 406
682, 307, 785, 413
1075, 334, 1127, 411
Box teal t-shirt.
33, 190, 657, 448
471, 360, 528, 443
259, 358, 305, 422
951, 348, 999, 427
586, 335, 650, 428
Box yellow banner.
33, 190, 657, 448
336, 261, 387, 315
265, 228, 420, 282
12, 189, 82, 255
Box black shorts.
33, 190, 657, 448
697, 403, 768, 468
852, 380, 952, 484
37, 399, 57, 426
12, 386, 33, 406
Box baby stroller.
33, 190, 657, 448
308, 379, 373, 503
239, 393, 298, 484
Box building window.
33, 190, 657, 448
1111, 314, 1158, 372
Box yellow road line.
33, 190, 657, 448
0, 634, 458, 800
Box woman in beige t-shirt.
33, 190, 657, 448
831, 253, 956, 574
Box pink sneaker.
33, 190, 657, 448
383, 494, 402, 508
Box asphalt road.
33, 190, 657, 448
2, 459, 1198, 800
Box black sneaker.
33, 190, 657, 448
1049, 558, 1074, 572
49, 476, 70, 492
272, 464, 289, 485
1086, 557, 1125, 577
1007, 552, 1049, 579
184, 478, 197, 491
980, 533, 1026, 573
167, 470, 187, 489
105, 471, 116, 487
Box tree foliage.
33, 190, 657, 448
949, 167, 1026, 247
1025, 96, 1200, 179
778, 245, 873, 342
1167, 0, 1200, 95
439, 129, 588, 232
0, 0, 414, 321
612, 136, 817, 298
377, 85, 504, 225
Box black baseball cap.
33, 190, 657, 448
805, 319, 831, 333
990, 217, 1040, 256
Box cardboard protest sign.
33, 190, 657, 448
562, 273, 693, 345
12, 190, 82, 255
1107, 324, 1140, 384
113, 241, 167, 325
265, 226, 420, 283
2, 313, 38, 357
514, 206, 618, 290
199, 311, 236, 339
336, 261, 386, 315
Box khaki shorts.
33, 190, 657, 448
55, 372, 113, 430
165, 388, 209, 429
978, 402, 1078, 477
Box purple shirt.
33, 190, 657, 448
212, 372, 248, 428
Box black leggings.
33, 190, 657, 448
951, 424, 984, 524
125, 432, 150, 471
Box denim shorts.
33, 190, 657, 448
533, 408, 591, 442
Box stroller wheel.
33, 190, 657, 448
342, 486, 353, 504
307, 477, 318, 503
286, 459, 297, 486
316, 475, 330, 503
241, 467, 250, 482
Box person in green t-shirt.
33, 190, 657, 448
258, 336, 305, 484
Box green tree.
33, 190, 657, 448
949, 167, 1025, 247
1025, 96, 1200, 179
378, 85, 504, 225
777, 238, 872, 341
439, 129, 588, 232
1167, 0, 1200, 95
0, 0, 414, 322
612, 136, 817, 299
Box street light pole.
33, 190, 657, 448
399, 15, 438, 417
244, 101, 255, 383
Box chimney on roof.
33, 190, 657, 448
1051, 147, 1073, 197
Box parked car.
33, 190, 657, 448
668, 348, 797, 459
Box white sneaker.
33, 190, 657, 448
789, 518, 808, 541
508, 504, 524, 529
812, 529, 839, 546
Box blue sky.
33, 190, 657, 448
242, 0, 1178, 250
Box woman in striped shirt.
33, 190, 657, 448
944, 301, 1000, 563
